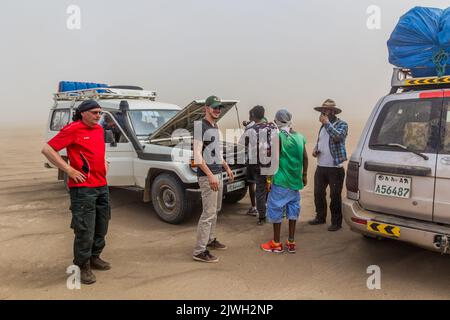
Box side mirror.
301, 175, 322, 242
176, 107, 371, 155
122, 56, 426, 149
105, 130, 117, 147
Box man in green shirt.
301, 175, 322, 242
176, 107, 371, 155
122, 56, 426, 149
261, 109, 308, 254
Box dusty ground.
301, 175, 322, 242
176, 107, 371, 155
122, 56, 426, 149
0, 126, 449, 300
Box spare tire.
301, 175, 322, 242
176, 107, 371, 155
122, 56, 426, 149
108, 85, 143, 90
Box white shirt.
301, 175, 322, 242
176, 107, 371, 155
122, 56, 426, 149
317, 126, 336, 167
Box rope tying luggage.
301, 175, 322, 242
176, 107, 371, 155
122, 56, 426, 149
432, 48, 449, 77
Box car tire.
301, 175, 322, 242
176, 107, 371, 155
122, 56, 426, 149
151, 173, 192, 224
223, 187, 248, 204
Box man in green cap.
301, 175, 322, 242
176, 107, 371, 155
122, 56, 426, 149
192, 95, 234, 263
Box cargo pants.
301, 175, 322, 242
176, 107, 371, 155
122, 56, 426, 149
193, 174, 223, 256
69, 186, 111, 266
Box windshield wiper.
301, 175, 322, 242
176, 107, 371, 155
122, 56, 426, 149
369, 143, 429, 160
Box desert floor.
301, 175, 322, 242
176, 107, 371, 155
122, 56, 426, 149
0, 125, 449, 300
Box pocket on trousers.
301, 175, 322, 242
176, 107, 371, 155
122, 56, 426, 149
70, 201, 88, 231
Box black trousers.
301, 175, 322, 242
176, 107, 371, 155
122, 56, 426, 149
314, 166, 345, 226
248, 165, 267, 220
255, 173, 267, 220
69, 186, 111, 266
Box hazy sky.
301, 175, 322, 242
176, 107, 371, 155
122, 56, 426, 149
0, 0, 448, 127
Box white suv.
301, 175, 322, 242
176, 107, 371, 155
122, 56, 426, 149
45, 82, 247, 224
344, 68, 450, 254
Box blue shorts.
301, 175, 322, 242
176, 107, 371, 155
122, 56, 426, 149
267, 184, 301, 223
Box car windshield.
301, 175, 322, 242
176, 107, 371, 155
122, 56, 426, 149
129, 110, 179, 136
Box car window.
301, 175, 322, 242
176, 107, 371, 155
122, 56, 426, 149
99, 111, 128, 143
369, 99, 442, 153
50, 109, 70, 131
441, 100, 450, 154
129, 110, 178, 136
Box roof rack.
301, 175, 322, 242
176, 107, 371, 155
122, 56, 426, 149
54, 87, 157, 101
390, 68, 450, 93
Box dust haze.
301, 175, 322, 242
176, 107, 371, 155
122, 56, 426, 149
0, 0, 447, 131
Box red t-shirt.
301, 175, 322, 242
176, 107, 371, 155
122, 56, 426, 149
48, 121, 107, 188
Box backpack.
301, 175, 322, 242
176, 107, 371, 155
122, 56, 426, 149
244, 122, 277, 167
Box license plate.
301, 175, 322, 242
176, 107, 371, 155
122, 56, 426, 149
367, 221, 400, 238
227, 181, 246, 192
374, 174, 411, 199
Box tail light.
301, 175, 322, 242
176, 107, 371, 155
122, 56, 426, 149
346, 161, 359, 199
351, 217, 367, 225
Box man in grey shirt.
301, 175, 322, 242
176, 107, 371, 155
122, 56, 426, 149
192, 95, 234, 263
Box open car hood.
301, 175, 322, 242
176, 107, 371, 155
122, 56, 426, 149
148, 99, 239, 142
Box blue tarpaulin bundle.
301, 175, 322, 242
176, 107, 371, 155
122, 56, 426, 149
58, 81, 108, 92
388, 6, 450, 77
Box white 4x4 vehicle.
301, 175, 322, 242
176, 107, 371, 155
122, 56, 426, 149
45, 82, 247, 224
344, 68, 450, 254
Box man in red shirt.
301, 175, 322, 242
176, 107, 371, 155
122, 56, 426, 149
41, 100, 111, 285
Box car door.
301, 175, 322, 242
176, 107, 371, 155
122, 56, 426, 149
101, 111, 136, 186
433, 91, 450, 224
358, 92, 442, 222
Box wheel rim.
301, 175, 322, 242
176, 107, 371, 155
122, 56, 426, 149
158, 184, 177, 213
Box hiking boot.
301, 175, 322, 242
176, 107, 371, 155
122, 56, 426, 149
246, 207, 258, 217
207, 238, 227, 250
80, 262, 96, 285
261, 240, 283, 253
308, 218, 326, 225
328, 225, 342, 232
285, 240, 296, 254
193, 250, 219, 263
90, 256, 111, 270
257, 218, 266, 226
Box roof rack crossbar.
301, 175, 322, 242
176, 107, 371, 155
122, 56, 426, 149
53, 87, 157, 101
391, 67, 450, 93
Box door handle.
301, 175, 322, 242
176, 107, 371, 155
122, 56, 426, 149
364, 161, 432, 176
441, 157, 450, 165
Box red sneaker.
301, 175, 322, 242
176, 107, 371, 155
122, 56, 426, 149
261, 240, 283, 253
285, 240, 296, 253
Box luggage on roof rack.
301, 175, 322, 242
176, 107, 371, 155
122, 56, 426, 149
58, 81, 108, 92
387, 6, 450, 78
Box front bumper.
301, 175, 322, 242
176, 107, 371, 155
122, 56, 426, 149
186, 166, 247, 194
343, 198, 450, 254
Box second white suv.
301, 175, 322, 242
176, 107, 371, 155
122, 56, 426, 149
344, 68, 450, 254
45, 82, 248, 224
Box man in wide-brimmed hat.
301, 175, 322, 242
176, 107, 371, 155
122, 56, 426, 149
309, 99, 348, 231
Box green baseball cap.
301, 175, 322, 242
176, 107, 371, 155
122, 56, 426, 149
205, 95, 222, 108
